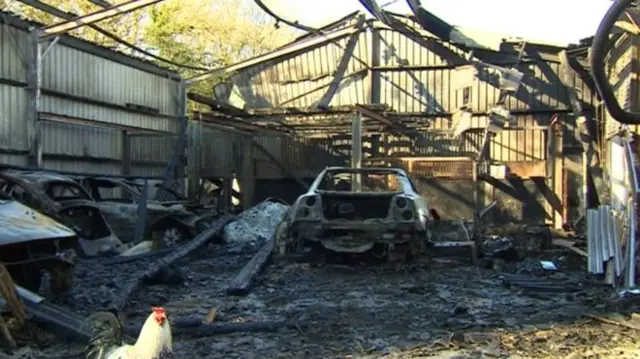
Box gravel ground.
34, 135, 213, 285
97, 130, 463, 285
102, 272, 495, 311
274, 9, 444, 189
6, 237, 640, 359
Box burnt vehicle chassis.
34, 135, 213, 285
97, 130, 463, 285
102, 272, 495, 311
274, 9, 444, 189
0, 191, 77, 295
76, 177, 218, 248
0, 170, 123, 257
276, 167, 432, 261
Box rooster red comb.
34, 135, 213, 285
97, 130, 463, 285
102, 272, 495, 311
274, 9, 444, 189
152, 306, 166, 315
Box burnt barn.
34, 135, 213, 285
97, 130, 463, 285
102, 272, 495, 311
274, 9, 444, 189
186, 10, 592, 229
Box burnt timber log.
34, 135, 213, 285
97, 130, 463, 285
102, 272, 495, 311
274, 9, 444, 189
114, 213, 236, 310
226, 239, 275, 296
125, 319, 300, 338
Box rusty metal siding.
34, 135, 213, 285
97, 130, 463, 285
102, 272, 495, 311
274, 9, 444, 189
0, 83, 28, 151
376, 28, 465, 68
604, 33, 638, 137
490, 114, 548, 162
377, 60, 568, 114
41, 159, 120, 175
198, 125, 239, 178
41, 43, 179, 118
0, 20, 27, 83
229, 32, 369, 109
129, 134, 174, 164
254, 135, 343, 179
42, 121, 121, 159
254, 135, 284, 179
40, 95, 176, 133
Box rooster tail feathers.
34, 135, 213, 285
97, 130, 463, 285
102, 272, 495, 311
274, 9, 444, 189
84, 311, 125, 359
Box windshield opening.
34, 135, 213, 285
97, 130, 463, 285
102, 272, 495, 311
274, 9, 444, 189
316, 169, 403, 193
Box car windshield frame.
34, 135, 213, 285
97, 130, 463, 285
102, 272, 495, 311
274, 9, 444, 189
313, 168, 407, 194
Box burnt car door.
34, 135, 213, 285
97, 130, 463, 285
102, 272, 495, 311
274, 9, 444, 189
80, 178, 144, 244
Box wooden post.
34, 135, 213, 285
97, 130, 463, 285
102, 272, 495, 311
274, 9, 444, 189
121, 130, 131, 176
551, 120, 565, 229
27, 29, 42, 168
241, 135, 255, 209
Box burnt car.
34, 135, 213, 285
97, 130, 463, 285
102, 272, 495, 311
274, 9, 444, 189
275, 167, 432, 261
76, 177, 218, 248
0, 170, 124, 257
0, 190, 77, 295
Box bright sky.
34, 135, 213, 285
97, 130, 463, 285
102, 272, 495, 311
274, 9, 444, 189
266, 0, 613, 45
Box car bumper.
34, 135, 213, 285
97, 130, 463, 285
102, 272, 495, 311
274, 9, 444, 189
288, 219, 426, 253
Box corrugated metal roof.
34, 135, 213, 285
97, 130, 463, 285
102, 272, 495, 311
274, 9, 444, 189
0, 11, 180, 79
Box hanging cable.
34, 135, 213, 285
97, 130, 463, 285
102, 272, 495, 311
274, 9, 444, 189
15, 0, 211, 71
590, 0, 640, 124
253, 0, 319, 33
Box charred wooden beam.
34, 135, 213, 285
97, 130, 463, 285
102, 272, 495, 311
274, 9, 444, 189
245, 104, 388, 116
125, 318, 300, 337
113, 214, 236, 310
41, 0, 163, 39
194, 112, 290, 135
39, 112, 168, 134
188, 93, 248, 116
226, 239, 275, 296
355, 104, 428, 145
186, 24, 362, 86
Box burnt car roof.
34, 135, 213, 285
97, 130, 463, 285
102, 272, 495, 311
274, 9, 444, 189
1, 170, 79, 184
323, 167, 408, 176
0, 197, 76, 245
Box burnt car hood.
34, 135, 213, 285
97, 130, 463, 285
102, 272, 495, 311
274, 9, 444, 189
0, 199, 76, 245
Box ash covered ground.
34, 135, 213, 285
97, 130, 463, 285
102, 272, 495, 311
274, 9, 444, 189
10, 205, 640, 358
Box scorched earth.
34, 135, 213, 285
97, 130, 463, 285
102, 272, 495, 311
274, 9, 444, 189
23, 238, 640, 359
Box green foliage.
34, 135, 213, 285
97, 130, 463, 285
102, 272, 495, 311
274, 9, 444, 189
1, 0, 296, 111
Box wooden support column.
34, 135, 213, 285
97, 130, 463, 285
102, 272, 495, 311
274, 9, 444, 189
351, 113, 362, 191
550, 120, 565, 229
241, 135, 255, 209
121, 130, 131, 175
27, 29, 42, 168
187, 116, 202, 202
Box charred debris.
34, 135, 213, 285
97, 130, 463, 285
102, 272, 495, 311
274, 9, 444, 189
2, 0, 640, 358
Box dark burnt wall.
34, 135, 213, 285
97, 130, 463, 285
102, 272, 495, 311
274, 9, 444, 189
414, 179, 476, 220
481, 178, 548, 225
254, 178, 315, 205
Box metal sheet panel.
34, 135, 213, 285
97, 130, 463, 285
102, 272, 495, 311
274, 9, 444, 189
198, 125, 238, 178
376, 28, 462, 68
228, 32, 369, 109
490, 115, 548, 162
0, 21, 27, 83
41, 159, 120, 176
377, 64, 567, 113
40, 95, 177, 133
129, 134, 175, 164
41, 121, 121, 159
129, 166, 166, 178
41, 43, 179, 117
0, 83, 28, 151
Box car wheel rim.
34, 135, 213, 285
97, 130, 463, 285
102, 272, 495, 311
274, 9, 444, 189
162, 227, 183, 247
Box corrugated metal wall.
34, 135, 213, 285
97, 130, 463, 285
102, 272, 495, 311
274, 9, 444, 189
0, 12, 183, 177
221, 20, 578, 179
254, 134, 345, 179
229, 29, 369, 109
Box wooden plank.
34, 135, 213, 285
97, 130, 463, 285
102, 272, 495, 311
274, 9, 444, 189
226, 239, 275, 296
505, 160, 546, 178
552, 239, 588, 257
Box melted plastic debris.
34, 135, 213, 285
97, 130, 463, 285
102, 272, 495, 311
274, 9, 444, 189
223, 201, 289, 244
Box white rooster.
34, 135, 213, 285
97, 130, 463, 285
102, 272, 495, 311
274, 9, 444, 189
84, 306, 173, 359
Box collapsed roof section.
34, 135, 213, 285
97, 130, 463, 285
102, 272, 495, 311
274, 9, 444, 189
187, 4, 593, 143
